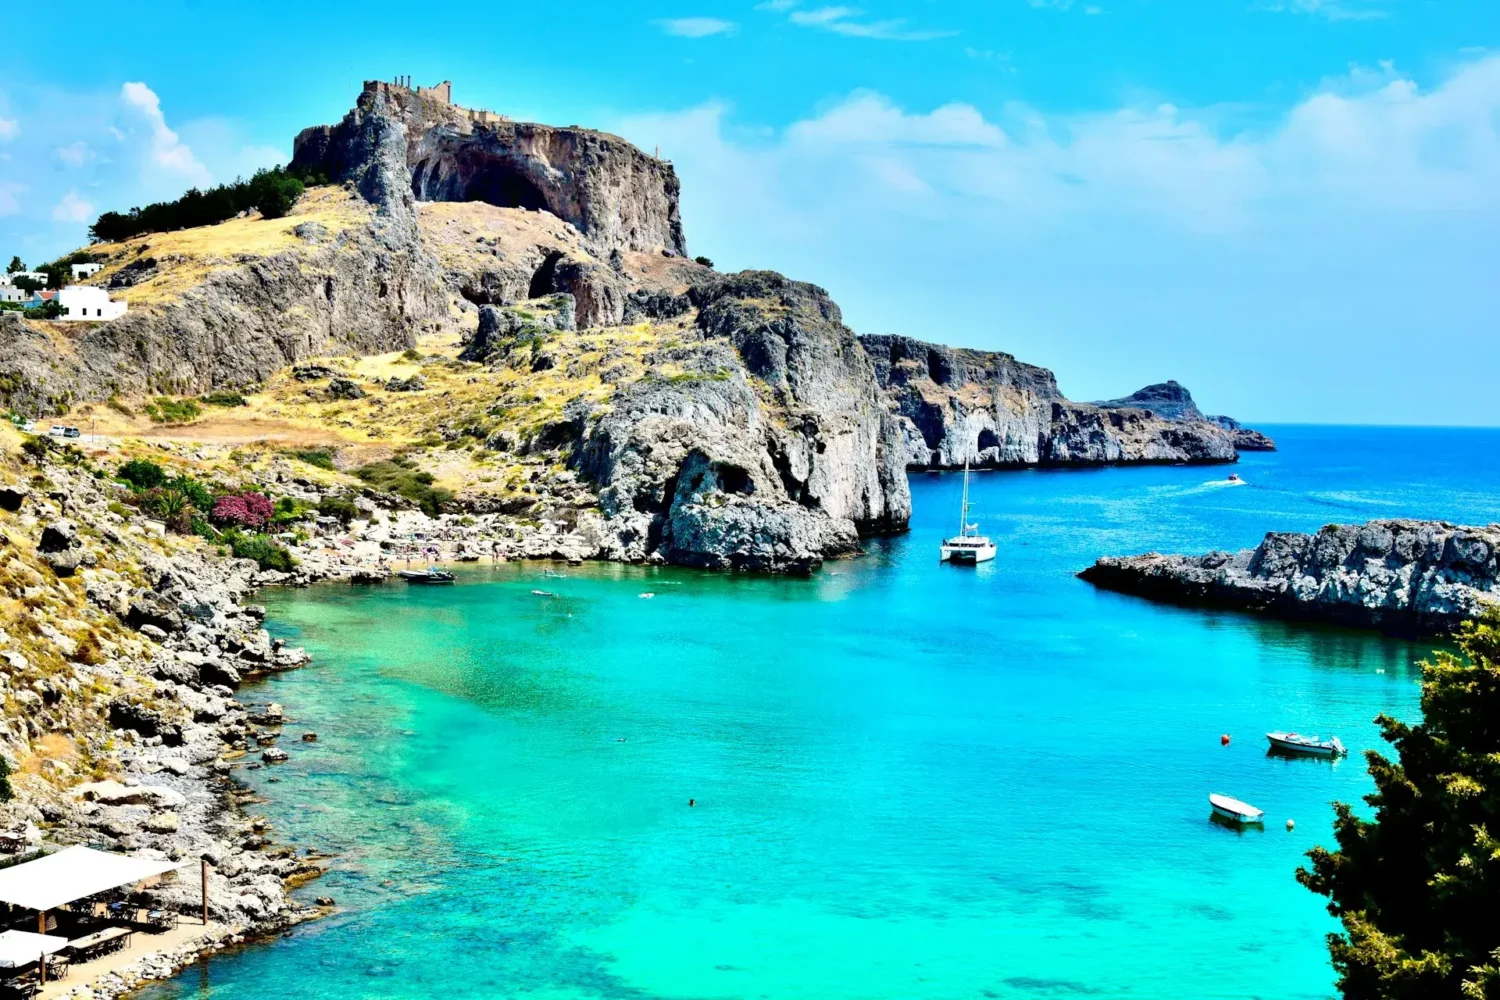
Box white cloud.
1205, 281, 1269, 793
119, 81, 211, 186
784, 5, 955, 40
755, 0, 799, 8
1260, 0, 1387, 20
0, 119, 17, 141
656, 16, 738, 37
789, 93, 1006, 147
56, 141, 93, 167
51, 190, 94, 223
616, 55, 1500, 424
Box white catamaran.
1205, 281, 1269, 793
940, 456, 996, 564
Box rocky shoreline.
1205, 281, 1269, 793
1079, 519, 1500, 635
0, 459, 361, 1000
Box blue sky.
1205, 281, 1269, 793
3, 0, 1498, 424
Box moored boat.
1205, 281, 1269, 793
1209, 793, 1264, 825
940, 456, 996, 565
399, 568, 456, 584
1266, 731, 1346, 757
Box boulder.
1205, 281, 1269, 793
261, 747, 289, 764
0, 484, 27, 513
327, 378, 366, 400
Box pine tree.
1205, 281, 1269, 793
5, 256, 23, 274
1298, 609, 1500, 999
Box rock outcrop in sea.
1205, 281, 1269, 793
1093, 380, 1275, 452
860, 335, 1244, 468
1078, 519, 1500, 634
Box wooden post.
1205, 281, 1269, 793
201, 859, 209, 925
37, 910, 44, 934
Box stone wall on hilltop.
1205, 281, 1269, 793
292, 84, 685, 257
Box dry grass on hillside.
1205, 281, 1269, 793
81, 187, 371, 309
74, 305, 700, 494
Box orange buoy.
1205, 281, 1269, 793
1220, 734, 1231, 746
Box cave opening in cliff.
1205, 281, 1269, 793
529, 251, 564, 298
977, 428, 1000, 454
411, 154, 550, 214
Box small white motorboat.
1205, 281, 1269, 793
1209, 793, 1264, 825
1266, 731, 1346, 757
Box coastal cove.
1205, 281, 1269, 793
141, 425, 1500, 1000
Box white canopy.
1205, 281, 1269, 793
0, 930, 69, 968
0, 846, 184, 912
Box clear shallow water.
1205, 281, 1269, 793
145, 426, 1500, 1000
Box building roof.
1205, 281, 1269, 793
0, 846, 184, 912
0, 931, 70, 968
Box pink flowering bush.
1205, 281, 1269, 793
211, 491, 274, 530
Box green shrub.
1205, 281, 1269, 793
167, 475, 213, 511
694, 256, 714, 268
315, 493, 361, 524
400, 348, 424, 363
143, 397, 202, 424
223, 530, 295, 572
0, 757, 11, 803
354, 458, 452, 516
23, 300, 63, 320
105, 396, 134, 417
89, 166, 305, 242
200, 391, 247, 407
285, 448, 335, 470
271, 496, 315, 526
117, 458, 168, 489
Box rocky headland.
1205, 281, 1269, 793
1078, 519, 1500, 634
1093, 380, 1276, 452
860, 335, 1265, 468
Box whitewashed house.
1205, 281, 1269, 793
70, 262, 103, 280
14, 271, 48, 286
58, 285, 127, 321
0, 285, 27, 304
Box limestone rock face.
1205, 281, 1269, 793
576, 271, 911, 572
1094, 380, 1276, 451
0, 206, 445, 409
1079, 519, 1500, 634
860, 335, 1239, 468
292, 83, 685, 257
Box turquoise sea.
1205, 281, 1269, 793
144, 426, 1500, 1000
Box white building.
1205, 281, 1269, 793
13, 271, 48, 286
0, 285, 26, 304
58, 285, 127, 322
71, 262, 103, 280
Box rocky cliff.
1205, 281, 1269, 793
0, 188, 445, 414
292, 80, 685, 257
1094, 381, 1275, 451
860, 335, 1241, 468
1078, 520, 1500, 634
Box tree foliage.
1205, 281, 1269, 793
5, 257, 22, 274
89, 167, 308, 243
1298, 609, 1500, 999
211, 491, 274, 530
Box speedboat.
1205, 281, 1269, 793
1266, 731, 1346, 757
1209, 794, 1264, 825
1227, 473, 1241, 482
940, 456, 996, 564
399, 568, 455, 584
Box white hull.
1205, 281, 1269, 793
941, 541, 996, 564
1266, 732, 1345, 757
1209, 794, 1264, 824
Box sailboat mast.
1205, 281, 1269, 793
959, 455, 970, 535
